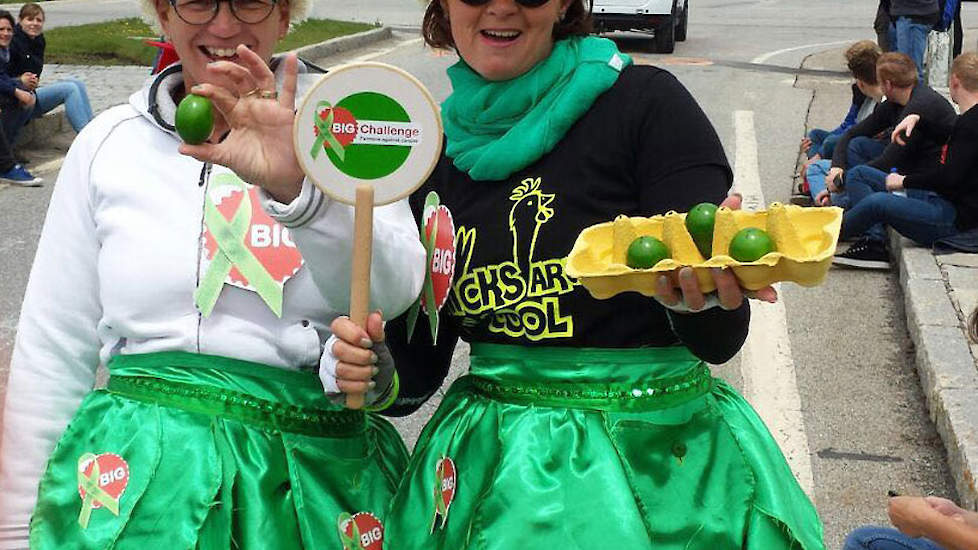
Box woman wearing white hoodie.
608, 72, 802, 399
0, 1, 425, 548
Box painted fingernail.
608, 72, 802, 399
681, 269, 695, 280
372, 367, 380, 376
368, 381, 376, 390
191, 85, 203, 92
657, 275, 669, 288
369, 352, 378, 365
360, 338, 373, 349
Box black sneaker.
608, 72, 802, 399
832, 238, 890, 270
790, 192, 814, 206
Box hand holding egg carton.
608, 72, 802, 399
565, 203, 843, 299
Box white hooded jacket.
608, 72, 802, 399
0, 61, 425, 548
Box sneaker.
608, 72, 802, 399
832, 238, 890, 270
790, 192, 814, 206
0, 164, 42, 187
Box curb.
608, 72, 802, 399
891, 231, 978, 509
19, 26, 395, 150
291, 26, 393, 62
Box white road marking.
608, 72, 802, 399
732, 110, 816, 498
752, 40, 854, 64
348, 38, 424, 63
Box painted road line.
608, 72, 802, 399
752, 40, 853, 65
348, 38, 424, 63
732, 110, 815, 497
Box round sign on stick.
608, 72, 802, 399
294, 62, 443, 409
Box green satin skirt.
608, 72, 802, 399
385, 343, 825, 550
29, 351, 408, 550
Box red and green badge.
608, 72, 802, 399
196, 173, 304, 318
76, 453, 129, 528
407, 192, 456, 342
337, 511, 384, 550
310, 92, 420, 181
430, 456, 457, 532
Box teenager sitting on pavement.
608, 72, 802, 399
6, 3, 93, 146
0, 9, 39, 186
0, 10, 33, 149
818, 52, 956, 209
833, 52, 978, 270
797, 41, 883, 207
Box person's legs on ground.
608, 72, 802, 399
1, 101, 34, 147
807, 128, 830, 158
894, 16, 929, 80
819, 133, 841, 160
875, 2, 892, 51
805, 159, 850, 208
846, 136, 888, 168
843, 525, 948, 550
833, 165, 891, 269
0, 116, 40, 186
34, 79, 94, 132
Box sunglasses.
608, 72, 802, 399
458, 0, 553, 8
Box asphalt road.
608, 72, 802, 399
2, 0, 978, 547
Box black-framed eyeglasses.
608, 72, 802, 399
458, 0, 553, 8
169, 0, 279, 25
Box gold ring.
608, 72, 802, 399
244, 88, 277, 100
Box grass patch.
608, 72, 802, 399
44, 17, 376, 66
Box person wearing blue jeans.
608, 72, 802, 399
833, 164, 958, 269
835, 52, 978, 270
844, 526, 945, 550
888, 1, 940, 81
6, 3, 93, 146
32, 78, 92, 132
798, 41, 883, 205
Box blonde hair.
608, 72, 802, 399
952, 52, 978, 93
140, 0, 309, 33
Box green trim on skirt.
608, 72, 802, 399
385, 343, 826, 550
29, 351, 408, 550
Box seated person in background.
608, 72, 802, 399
0, 9, 33, 149
818, 52, 956, 208
833, 53, 978, 270
7, 3, 92, 146
799, 41, 884, 207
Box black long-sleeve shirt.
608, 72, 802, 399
385, 66, 750, 416
832, 84, 956, 175
8, 25, 44, 78
904, 105, 978, 230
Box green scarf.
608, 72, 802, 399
442, 36, 632, 181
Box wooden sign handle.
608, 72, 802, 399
347, 184, 374, 410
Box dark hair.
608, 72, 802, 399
877, 52, 918, 88
19, 3, 44, 21
422, 0, 593, 50
845, 40, 881, 85
0, 10, 15, 30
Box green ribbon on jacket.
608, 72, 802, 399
195, 173, 285, 317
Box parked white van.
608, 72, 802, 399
591, 0, 688, 53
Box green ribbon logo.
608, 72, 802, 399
77, 454, 121, 529
407, 192, 444, 343
337, 513, 365, 550
310, 100, 347, 163
195, 174, 285, 317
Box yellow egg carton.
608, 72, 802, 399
565, 203, 843, 299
